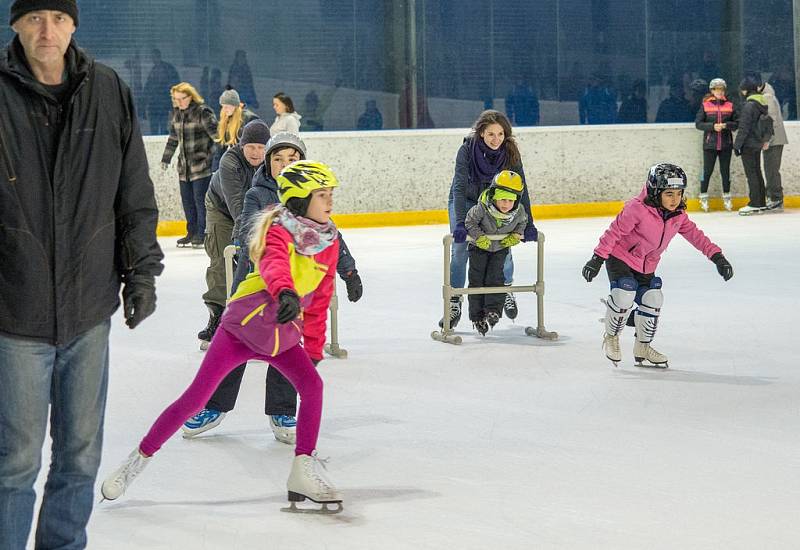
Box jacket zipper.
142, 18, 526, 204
716, 102, 722, 150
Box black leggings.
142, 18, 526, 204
701, 148, 732, 193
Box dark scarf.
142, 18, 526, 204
470, 137, 507, 184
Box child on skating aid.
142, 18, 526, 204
102, 161, 343, 512
465, 170, 529, 335
582, 163, 734, 367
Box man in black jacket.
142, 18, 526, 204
0, 2, 164, 548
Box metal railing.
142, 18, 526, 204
431, 233, 558, 344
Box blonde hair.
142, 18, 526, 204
170, 82, 204, 105
216, 105, 244, 145
248, 208, 281, 267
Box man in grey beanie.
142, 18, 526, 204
0, 1, 164, 548
197, 120, 270, 349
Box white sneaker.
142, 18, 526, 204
603, 333, 622, 363
101, 448, 151, 501
633, 341, 668, 367
287, 451, 341, 504
723, 193, 732, 211
269, 415, 297, 445
699, 193, 709, 212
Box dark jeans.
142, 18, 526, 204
0, 321, 110, 550
467, 246, 509, 321
763, 144, 784, 203
701, 148, 732, 193
179, 176, 211, 238
740, 148, 767, 208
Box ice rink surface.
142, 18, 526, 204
37, 211, 799, 548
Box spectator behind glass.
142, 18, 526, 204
227, 49, 258, 109
271, 92, 302, 134
770, 64, 796, 120
357, 99, 383, 130
302, 90, 324, 131
143, 48, 180, 134
505, 79, 540, 126
656, 80, 693, 122
617, 79, 648, 124
579, 74, 617, 124
161, 82, 219, 248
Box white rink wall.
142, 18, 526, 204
145, 122, 800, 221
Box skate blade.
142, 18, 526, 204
634, 359, 669, 369
281, 501, 343, 515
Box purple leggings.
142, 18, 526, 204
139, 327, 322, 457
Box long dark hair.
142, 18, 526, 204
273, 92, 295, 113
470, 110, 521, 167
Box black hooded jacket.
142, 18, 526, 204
0, 38, 164, 344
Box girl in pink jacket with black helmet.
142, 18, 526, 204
582, 163, 734, 368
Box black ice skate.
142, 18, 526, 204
473, 318, 489, 336
485, 311, 500, 329
438, 296, 462, 329
503, 288, 518, 320
176, 234, 193, 248
198, 303, 224, 351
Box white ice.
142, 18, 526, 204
35, 211, 800, 549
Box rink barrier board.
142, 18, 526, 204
155, 195, 800, 236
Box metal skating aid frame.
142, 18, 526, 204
430, 233, 558, 344
223, 245, 347, 358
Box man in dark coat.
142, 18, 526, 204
0, 2, 164, 547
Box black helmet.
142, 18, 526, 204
646, 163, 687, 203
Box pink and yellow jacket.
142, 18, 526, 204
593, 186, 721, 274
257, 224, 339, 361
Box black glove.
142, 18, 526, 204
276, 290, 301, 324
122, 275, 156, 329
733, 148, 742, 157
711, 252, 733, 281
343, 270, 363, 302
582, 254, 605, 282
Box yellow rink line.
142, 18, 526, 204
156, 195, 799, 235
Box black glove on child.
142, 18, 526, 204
343, 270, 363, 302
711, 252, 733, 281
276, 290, 301, 324
122, 275, 156, 329
582, 254, 605, 282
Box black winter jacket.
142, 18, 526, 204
206, 145, 258, 237
239, 164, 356, 278
695, 95, 738, 150
450, 137, 535, 234
0, 38, 164, 344
733, 94, 769, 152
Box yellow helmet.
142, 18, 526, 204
490, 170, 524, 198
277, 161, 339, 205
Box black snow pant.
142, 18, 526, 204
467, 246, 509, 322
204, 246, 297, 417
763, 144, 784, 203
740, 147, 767, 208
701, 148, 732, 194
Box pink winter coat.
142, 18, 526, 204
594, 186, 721, 274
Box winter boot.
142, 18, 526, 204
182, 408, 226, 438
177, 234, 193, 248
101, 448, 151, 501
269, 415, 297, 445
699, 193, 709, 212
503, 286, 518, 320
438, 296, 462, 329
198, 303, 224, 350
723, 193, 733, 211
286, 451, 342, 506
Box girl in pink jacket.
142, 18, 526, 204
582, 163, 733, 367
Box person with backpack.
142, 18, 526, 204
733, 75, 773, 216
